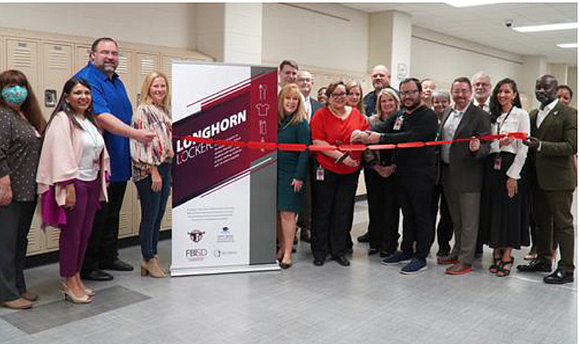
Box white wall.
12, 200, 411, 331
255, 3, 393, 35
261, 3, 368, 73
0, 3, 196, 49
410, 26, 524, 92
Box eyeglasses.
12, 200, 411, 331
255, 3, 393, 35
331, 92, 347, 98
452, 89, 471, 95
400, 90, 419, 97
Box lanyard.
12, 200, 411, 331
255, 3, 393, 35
497, 106, 514, 133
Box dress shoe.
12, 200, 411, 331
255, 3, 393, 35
2, 298, 33, 309
313, 258, 324, 266
332, 255, 350, 267
437, 256, 459, 265
21, 291, 38, 302
100, 259, 134, 271
445, 263, 472, 276
544, 269, 574, 285
81, 269, 114, 281
357, 232, 369, 243
516, 257, 552, 273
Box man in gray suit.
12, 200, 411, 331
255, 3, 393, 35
438, 77, 491, 275
517, 74, 577, 284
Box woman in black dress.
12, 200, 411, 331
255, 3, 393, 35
480, 78, 531, 277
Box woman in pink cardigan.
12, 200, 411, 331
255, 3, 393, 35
37, 78, 110, 304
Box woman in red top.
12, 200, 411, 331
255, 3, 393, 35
310, 81, 369, 267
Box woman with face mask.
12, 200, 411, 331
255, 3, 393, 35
0, 70, 46, 309
37, 77, 110, 303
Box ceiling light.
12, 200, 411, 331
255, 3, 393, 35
513, 22, 577, 33
557, 43, 578, 49
446, 1, 502, 7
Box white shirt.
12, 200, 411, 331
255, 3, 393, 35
536, 98, 559, 128
441, 107, 466, 163
472, 99, 490, 113
490, 107, 530, 179
303, 95, 312, 121
77, 117, 105, 181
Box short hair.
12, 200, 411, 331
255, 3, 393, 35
91, 37, 118, 52
471, 71, 490, 83
324, 81, 346, 106
431, 90, 450, 102
279, 60, 299, 71
421, 78, 434, 84
557, 85, 574, 98
278, 84, 306, 125
399, 77, 422, 93
452, 77, 472, 91
139, 72, 171, 110
345, 80, 364, 112
376, 88, 400, 118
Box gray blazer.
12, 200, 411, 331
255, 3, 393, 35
439, 103, 491, 193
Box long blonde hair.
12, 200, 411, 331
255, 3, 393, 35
139, 72, 171, 110
278, 84, 306, 125
376, 88, 400, 118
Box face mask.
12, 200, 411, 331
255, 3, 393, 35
1, 85, 28, 107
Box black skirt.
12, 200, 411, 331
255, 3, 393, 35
480, 152, 530, 249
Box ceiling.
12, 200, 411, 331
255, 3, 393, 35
342, 2, 577, 65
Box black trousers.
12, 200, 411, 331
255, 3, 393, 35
311, 169, 359, 260
397, 175, 435, 260
0, 201, 36, 302
82, 181, 127, 272
364, 167, 399, 252
296, 157, 313, 232
431, 183, 453, 255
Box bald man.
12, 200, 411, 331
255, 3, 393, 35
363, 65, 396, 117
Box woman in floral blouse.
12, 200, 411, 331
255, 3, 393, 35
131, 72, 173, 278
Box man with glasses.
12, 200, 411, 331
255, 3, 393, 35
471, 72, 492, 113
75, 37, 155, 281
352, 77, 438, 274
437, 77, 491, 275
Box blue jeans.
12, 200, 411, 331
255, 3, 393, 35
135, 163, 171, 260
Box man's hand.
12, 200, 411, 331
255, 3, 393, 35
523, 136, 540, 150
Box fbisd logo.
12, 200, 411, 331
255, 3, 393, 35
188, 229, 205, 243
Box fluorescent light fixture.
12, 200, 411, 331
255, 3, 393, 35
557, 43, 578, 49
446, 1, 502, 7
513, 22, 577, 33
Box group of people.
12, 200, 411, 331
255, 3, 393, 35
275, 60, 576, 285
0, 37, 173, 309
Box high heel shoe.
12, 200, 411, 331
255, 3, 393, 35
496, 257, 514, 277
140, 259, 167, 278
279, 261, 293, 269
61, 283, 92, 304
84, 288, 96, 297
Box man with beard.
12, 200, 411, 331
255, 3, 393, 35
76, 37, 155, 281
517, 75, 577, 285
352, 77, 438, 274
471, 72, 492, 112
437, 77, 490, 275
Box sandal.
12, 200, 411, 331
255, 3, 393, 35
489, 257, 501, 274
496, 257, 514, 277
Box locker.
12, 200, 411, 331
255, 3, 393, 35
44, 226, 61, 251
25, 208, 44, 255
135, 52, 159, 104
5, 38, 40, 96
74, 45, 91, 72
41, 42, 73, 120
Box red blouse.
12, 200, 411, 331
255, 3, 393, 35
310, 106, 369, 174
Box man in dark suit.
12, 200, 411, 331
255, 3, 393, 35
517, 74, 577, 284
438, 77, 491, 275
295, 70, 323, 243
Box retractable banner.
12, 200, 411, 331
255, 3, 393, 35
171, 62, 279, 276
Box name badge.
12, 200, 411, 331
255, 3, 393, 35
393, 116, 403, 131
316, 165, 325, 181
494, 155, 502, 171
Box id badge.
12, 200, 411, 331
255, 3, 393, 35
493, 155, 502, 171
316, 165, 325, 181
393, 116, 403, 131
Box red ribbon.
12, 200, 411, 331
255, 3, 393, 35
176, 132, 528, 152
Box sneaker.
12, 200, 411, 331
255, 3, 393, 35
400, 258, 428, 275
381, 251, 413, 265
